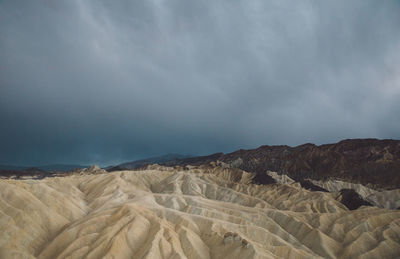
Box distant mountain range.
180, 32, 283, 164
0, 154, 193, 174
162, 138, 400, 190
107, 154, 193, 171
0, 164, 88, 172
3, 138, 399, 190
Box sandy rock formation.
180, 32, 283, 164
0, 166, 399, 258
310, 179, 400, 209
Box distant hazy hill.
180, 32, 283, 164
0, 164, 87, 172
108, 154, 192, 171
0, 165, 26, 171
37, 164, 88, 172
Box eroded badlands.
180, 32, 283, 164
1, 166, 400, 258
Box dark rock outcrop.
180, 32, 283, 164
298, 180, 329, 192
335, 189, 373, 210
251, 172, 276, 185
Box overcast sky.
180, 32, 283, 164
1, 0, 400, 166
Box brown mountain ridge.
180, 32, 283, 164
164, 138, 400, 190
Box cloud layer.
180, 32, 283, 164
1, 0, 400, 165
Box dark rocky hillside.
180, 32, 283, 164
165, 139, 400, 190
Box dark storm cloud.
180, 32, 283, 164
1, 0, 400, 166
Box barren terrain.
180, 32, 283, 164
1, 165, 399, 258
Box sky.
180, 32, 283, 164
1, 0, 400, 166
